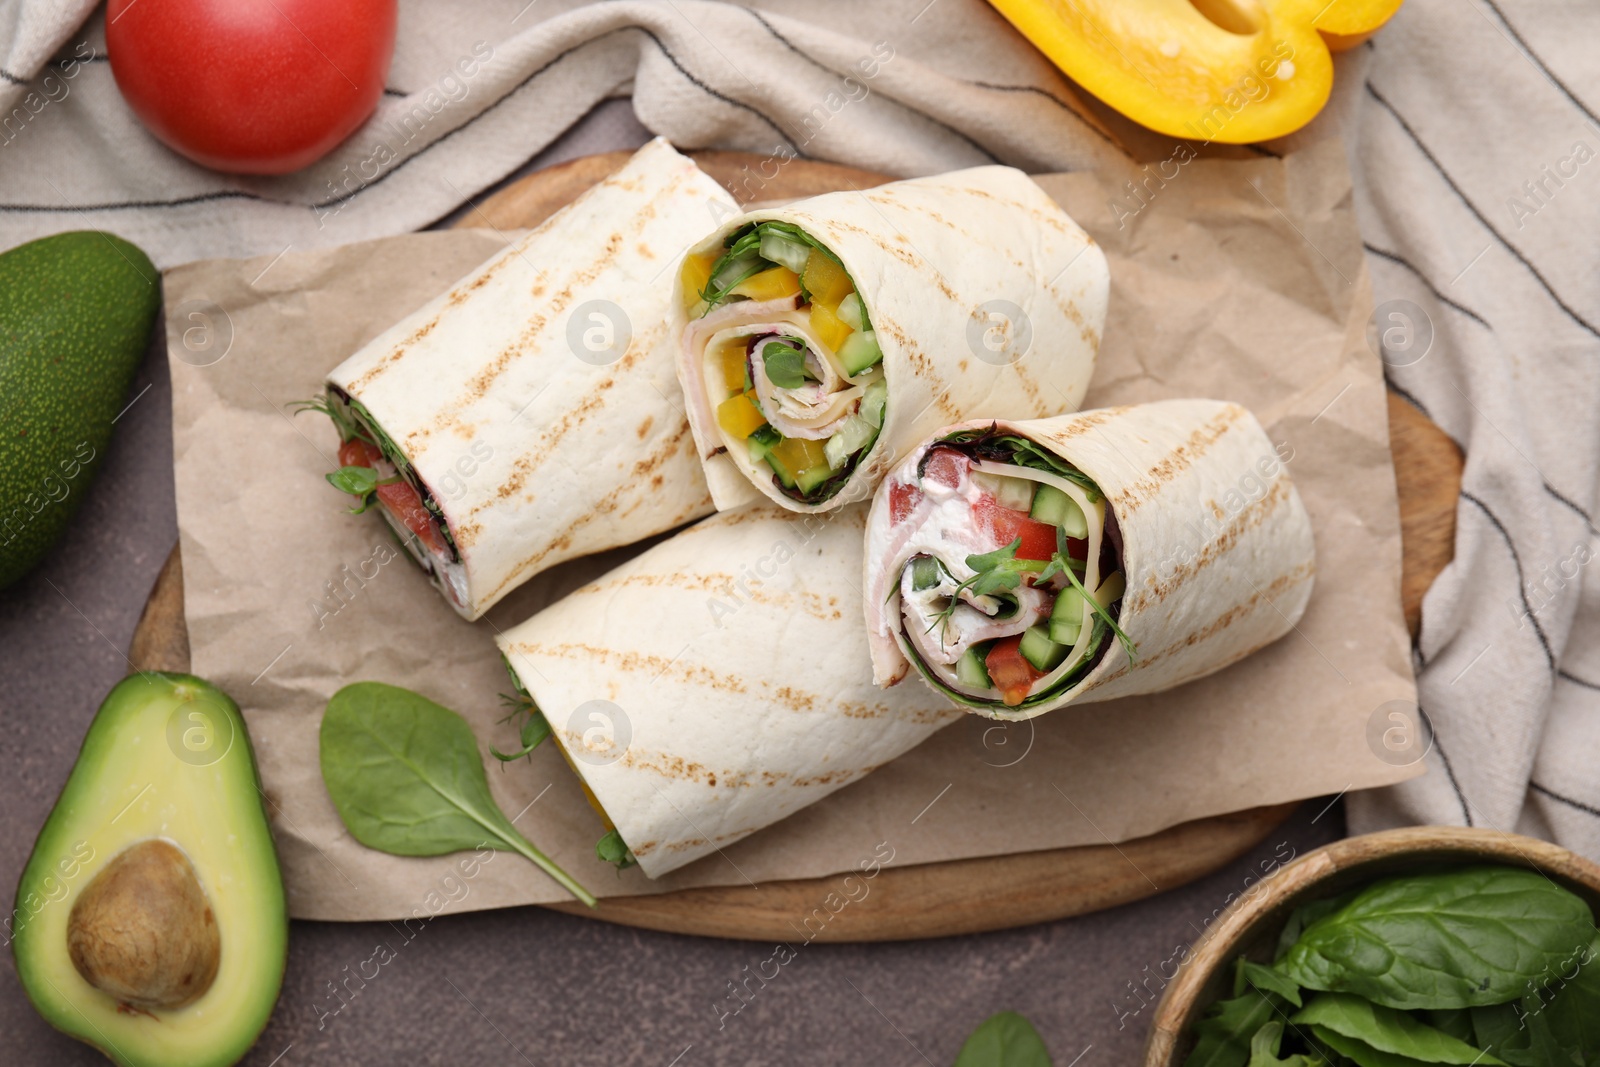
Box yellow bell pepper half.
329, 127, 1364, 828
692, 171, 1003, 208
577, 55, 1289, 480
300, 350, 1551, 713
987, 0, 1403, 144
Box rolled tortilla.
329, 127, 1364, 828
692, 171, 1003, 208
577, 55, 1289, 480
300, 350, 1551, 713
496, 504, 960, 878
314, 139, 738, 620
674, 166, 1108, 515
863, 400, 1315, 719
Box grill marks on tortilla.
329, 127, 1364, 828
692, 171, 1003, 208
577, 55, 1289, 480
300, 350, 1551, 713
344, 248, 528, 393
590, 571, 845, 622
521, 640, 747, 693
473, 420, 700, 593
1128, 476, 1295, 611
1108, 406, 1245, 515
407, 230, 632, 451
1093, 562, 1315, 686
460, 322, 669, 521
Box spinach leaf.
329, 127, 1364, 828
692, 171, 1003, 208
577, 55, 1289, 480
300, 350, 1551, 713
1291, 993, 1505, 1064
1185, 986, 1286, 1067
1420, 1009, 1475, 1044
320, 682, 596, 907
1307, 1024, 1433, 1067
1473, 937, 1600, 1066
953, 1011, 1052, 1067
1279, 867, 1594, 1010
1245, 1022, 1327, 1066
1241, 960, 1303, 1008
1276, 893, 1357, 962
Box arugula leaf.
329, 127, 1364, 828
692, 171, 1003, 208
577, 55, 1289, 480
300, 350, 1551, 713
1049, 526, 1137, 662
1185, 987, 1286, 1067
595, 829, 637, 871
1245, 1022, 1328, 1067
953, 1011, 1052, 1067
760, 338, 811, 389
1241, 960, 1303, 1008
319, 682, 596, 907
1279, 867, 1595, 1010
294, 391, 367, 443
938, 428, 1103, 500
490, 696, 551, 763
1291, 993, 1505, 1065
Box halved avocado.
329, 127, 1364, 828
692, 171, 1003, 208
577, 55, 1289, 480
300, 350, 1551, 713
11, 673, 287, 1067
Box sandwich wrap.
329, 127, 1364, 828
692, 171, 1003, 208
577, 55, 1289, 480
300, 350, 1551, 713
496, 505, 960, 878
864, 400, 1315, 718
673, 166, 1108, 515
314, 139, 737, 620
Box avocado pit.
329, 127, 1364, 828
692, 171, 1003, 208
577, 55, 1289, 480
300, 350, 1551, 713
66, 838, 221, 1011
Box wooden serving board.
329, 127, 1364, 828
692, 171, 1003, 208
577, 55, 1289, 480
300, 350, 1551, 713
129, 151, 1463, 943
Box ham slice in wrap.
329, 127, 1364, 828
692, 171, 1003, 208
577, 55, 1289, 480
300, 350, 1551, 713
673, 166, 1108, 515
863, 400, 1316, 719
496, 505, 959, 878
306, 139, 738, 620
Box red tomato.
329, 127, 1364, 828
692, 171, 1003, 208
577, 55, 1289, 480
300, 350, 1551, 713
975, 497, 1058, 561
376, 482, 449, 557
985, 637, 1043, 707
338, 438, 381, 469
919, 448, 969, 489
888, 481, 924, 524
106, 0, 397, 174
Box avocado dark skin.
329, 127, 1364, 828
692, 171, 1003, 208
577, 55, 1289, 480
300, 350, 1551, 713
0, 230, 160, 589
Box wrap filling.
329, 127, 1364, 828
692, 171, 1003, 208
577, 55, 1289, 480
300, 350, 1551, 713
877, 427, 1135, 709
682, 221, 886, 504
298, 389, 470, 610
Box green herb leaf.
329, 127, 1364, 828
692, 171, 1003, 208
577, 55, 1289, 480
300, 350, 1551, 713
1279, 867, 1595, 1010
293, 391, 366, 443
1051, 525, 1137, 662
1471, 936, 1600, 1065
490, 699, 551, 763
1185, 987, 1285, 1067
1245, 1022, 1328, 1067
1275, 894, 1356, 962
953, 1011, 1052, 1067
761, 338, 811, 389
1291, 993, 1505, 1065
595, 829, 637, 871
1241, 960, 1303, 1008
319, 682, 596, 907
327, 464, 379, 497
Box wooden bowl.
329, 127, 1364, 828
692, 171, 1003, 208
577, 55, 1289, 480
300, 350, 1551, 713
1143, 826, 1600, 1065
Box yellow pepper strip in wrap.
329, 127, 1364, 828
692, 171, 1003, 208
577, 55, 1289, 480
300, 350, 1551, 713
986, 0, 1403, 143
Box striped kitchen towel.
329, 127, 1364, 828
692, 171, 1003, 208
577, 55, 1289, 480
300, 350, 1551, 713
1, 0, 1596, 855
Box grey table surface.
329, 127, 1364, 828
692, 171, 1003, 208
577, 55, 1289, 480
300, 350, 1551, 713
0, 100, 1346, 1066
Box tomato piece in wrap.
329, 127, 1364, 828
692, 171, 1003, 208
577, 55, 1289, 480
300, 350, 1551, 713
864, 400, 1316, 718
302, 139, 738, 619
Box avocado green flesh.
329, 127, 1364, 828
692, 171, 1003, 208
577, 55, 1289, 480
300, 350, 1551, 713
12, 673, 287, 1067
0, 231, 159, 589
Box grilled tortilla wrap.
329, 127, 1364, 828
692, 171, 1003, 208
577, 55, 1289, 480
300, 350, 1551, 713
674, 166, 1108, 515
496, 504, 959, 878
311, 139, 737, 620
864, 400, 1315, 719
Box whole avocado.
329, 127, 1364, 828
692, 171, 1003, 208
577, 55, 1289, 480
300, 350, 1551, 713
0, 231, 159, 589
